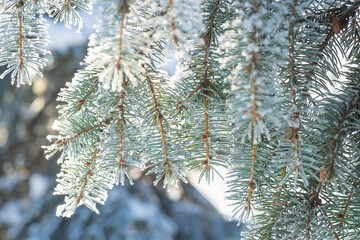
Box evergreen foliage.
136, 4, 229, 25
1, 0, 359, 239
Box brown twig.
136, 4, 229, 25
115, 0, 130, 169
276, 166, 287, 193
287, 0, 300, 175
305, 190, 321, 240
118, 77, 127, 171
75, 80, 99, 111
76, 149, 99, 204
245, 74, 258, 210
339, 180, 356, 227
199, 0, 222, 171
17, 3, 25, 73
306, 205, 312, 240
180, 81, 224, 106
185, 83, 204, 102
168, 0, 178, 46
116, 0, 128, 71
202, 95, 211, 171
246, 137, 257, 212
55, 118, 112, 146
245, 0, 260, 212
181, 0, 223, 109
146, 74, 171, 175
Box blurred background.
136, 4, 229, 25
0, 10, 244, 240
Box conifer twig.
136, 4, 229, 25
75, 80, 99, 111
118, 77, 127, 171
287, 0, 300, 175
245, 0, 260, 212
327, 93, 360, 180
184, 83, 204, 102
276, 166, 287, 193
305, 189, 321, 240
76, 149, 99, 204
115, 0, 130, 170
168, 0, 178, 46
199, 0, 221, 172
146, 74, 171, 175
202, 95, 211, 171
16, 1, 25, 73
116, 0, 128, 71
181, 81, 223, 105
306, 205, 312, 240
339, 180, 356, 227
55, 118, 112, 146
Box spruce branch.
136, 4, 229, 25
142, 67, 188, 187
245, 0, 260, 214
29, 0, 359, 237
199, 0, 221, 176
0, 0, 49, 86
177, 0, 226, 182
288, 0, 300, 175
324, 91, 360, 182
146, 73, 172, 177
54, 139, 115, 217
57, 68, 102, 117
318, 1, 360, 53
